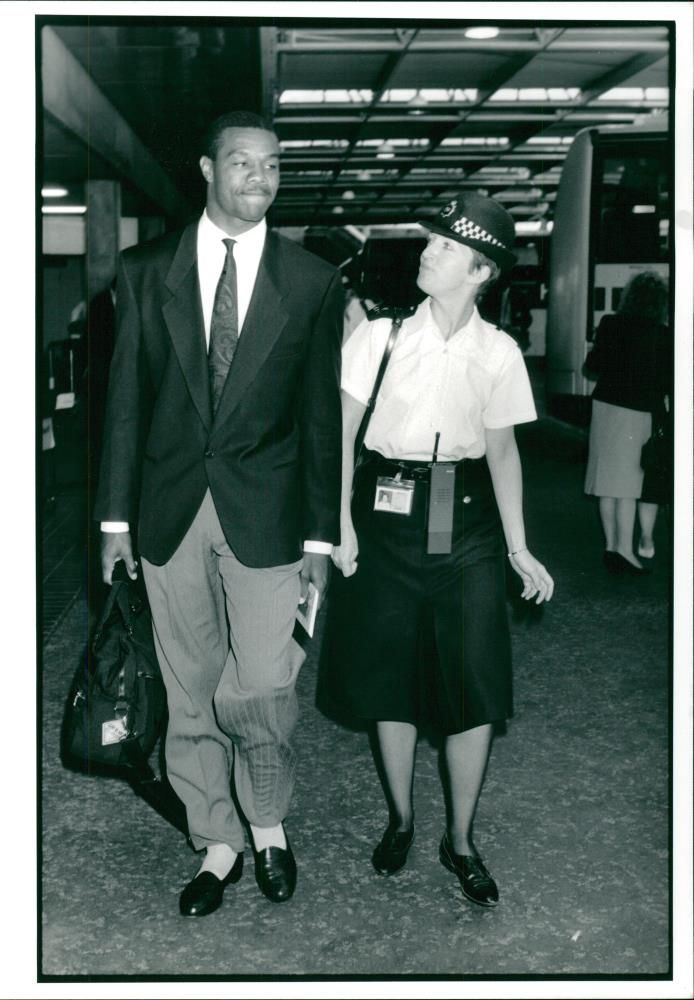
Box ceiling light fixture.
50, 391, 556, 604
464, 26, 500, 40
42, 186, 69, 198
42, 205, 86, 214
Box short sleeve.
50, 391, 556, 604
482, 343, 537, 429
340, 316, 391, 406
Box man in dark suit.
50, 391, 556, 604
95, 111, 343, 916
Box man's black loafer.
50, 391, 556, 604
253, 837, 297, 903
179, 853, 244, 917
372, 823, 415, 876
439, 834, 498, 907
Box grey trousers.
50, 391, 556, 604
142, 490, 305, 852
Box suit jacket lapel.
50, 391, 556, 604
212, 231, 289, 426
162, 223, 212, 431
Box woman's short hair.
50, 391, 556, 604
618, 270, 668, 323
470, 247, 501, 300
201, 111, 277, 159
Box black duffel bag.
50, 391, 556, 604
61, 566, 187, 833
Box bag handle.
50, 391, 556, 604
353, 309, 409, 463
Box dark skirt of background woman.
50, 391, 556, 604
318, 450, 513, 736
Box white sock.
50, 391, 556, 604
198, 843, 237, 880
251, 822, 287, 851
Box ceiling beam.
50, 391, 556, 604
313, 29, 420, 219
374, 29, 565, 210
274, 38, 668, 54
41, 26, 195, 223
465, 50, 668, 192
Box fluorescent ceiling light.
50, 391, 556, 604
42, 186, 69, 198
42, 205, 86, 214
464, 26, 499, 40
279, 89, 373, 104
515, 220, 554, 235
490, 88, 580, 102
632, 205, 656, 214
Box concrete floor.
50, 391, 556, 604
38, 414, 685, 993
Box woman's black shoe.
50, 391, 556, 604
605, 551, 651, 575
603, 550, 622, 574
372, 823, 414, 876
439, 834, 498, 907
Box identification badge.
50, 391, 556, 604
102, 717, 128, 746
374, 476, 415, 515
427, 463, 456, 553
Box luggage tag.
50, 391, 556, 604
427, 432, 455, 553
374, 469, 415, 515
102, 717, 128, 745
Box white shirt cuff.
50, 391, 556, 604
101, 522, 130, 533
303, 540, 333, 555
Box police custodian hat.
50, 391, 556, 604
424, 191, 517, 271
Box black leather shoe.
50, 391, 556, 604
603, 550, 622, 574
253, 837, 297, 903
604, 551, 650, 575
179, 853, 244, 917
439, 834, 498, 907
372, 823, 415, 876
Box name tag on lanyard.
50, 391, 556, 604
427, 463, 456, 553
374, 476, 415, 515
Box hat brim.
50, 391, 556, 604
423, 220, 517, 271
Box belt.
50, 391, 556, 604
372, 455, 483, 482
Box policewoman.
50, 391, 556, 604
321, 192, 554, 907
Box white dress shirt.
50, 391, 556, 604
103, 211, 331, 555
342, 298, 537, 462
197, 209, 266, 343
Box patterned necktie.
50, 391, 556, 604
208, 237, 239, 413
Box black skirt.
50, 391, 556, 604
319, 450, 513, 735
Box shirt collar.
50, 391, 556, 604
199, 209, 267, 252
416, 296, 488, 351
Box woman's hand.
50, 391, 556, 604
331, 520, 359, 577
508, 548, 554, 604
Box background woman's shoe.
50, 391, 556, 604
612, 552, 651, 575
439, 834, 498, 907
179, 852, 243, 916
603, 551, 623, 574
372, 823, 414, 876
604, 551, 650, 575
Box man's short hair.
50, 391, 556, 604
201, 111, 278, 159
469, 247, 501, 300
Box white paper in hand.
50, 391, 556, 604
296, 582, 320, 638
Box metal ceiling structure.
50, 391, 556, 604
41, 17, 671, 233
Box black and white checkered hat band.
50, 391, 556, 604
450, 215, 506, 249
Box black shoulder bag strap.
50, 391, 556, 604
353, 310, 407, 464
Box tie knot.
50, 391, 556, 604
223, 238, 236, 253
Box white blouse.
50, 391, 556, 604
342, 298, 537, 462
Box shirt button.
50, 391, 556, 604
462, 495, 472, 504
204, 448, 215, 458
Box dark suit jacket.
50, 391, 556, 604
94, 222, 343, 568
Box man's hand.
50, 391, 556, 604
299, 551, 331, 605
101, 531, 138, 585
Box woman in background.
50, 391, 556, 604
583, 270, 669, 573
